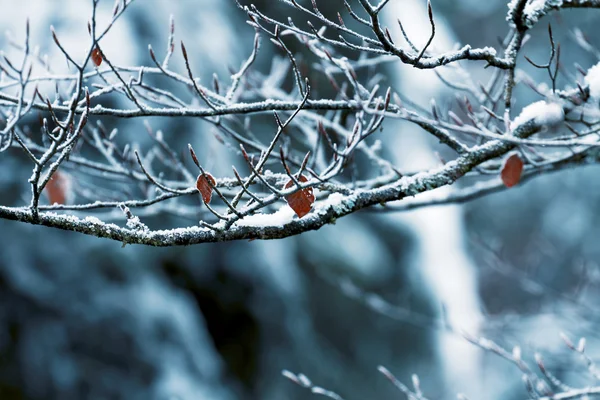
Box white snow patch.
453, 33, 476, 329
524, 0, 553, 17
235, 205, 296, 227
126, 215, 149, 232
481, 46, 497, 56
319, 192, 345, 206
508, 0, 563, 28
83, 216, 103, 225
234, 193, 355, 228
585, 62, 600, 99
154, 225, 210, 237
512, 100, 564, 129
578, 135, 600, 145
316, 192, 350, 211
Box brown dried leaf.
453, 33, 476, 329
284, 175, 315, 218
91, 46, 103, 67
196, 172, 216, 203
501, 153, 524, 188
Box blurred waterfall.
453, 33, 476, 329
381, 1, 484, 396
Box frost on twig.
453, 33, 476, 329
0, 0, 599, 245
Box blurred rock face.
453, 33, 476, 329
0, 2, 240, 399
0, 224, 235, 400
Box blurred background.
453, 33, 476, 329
1, 0, 600, 399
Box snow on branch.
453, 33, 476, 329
281, 327, 600, 400
508, 0, 600, 29
0, 0, 599, 249
585, 61, 600, 98
512, 100, 564, 129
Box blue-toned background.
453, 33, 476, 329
0, 1, 599, 399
